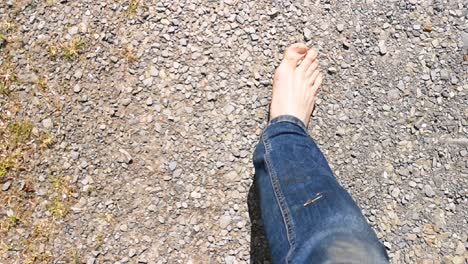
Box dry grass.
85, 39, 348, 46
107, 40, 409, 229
48, 37, 86, 61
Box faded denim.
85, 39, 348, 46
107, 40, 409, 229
253, 115, 389, 263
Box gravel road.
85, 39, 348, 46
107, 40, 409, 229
0, 0, 466, 263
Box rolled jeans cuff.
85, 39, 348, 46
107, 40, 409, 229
268, 115, 308, 133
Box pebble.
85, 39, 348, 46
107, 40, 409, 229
224, 104, 235, 115
168, 161, 177, 171
378, 40, 387, 55
303, 28, 313, 41
336, 24, 344, 32
42, 118, 53, 129
2, 181, 11, 191
424, 185, 435, 197
219, 215, 232, 229
73, 84, 82, 93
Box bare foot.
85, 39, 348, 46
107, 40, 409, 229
270, 43, 323, 127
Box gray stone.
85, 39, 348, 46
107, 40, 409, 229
424, 185, 435, 197
42, 118, 53, 129
378, 40, 387, 55
168, 161, 177, 171
2, 181, 11, 191
73, 84, 82, 93
219, 215, 232, 229
304, 28, 313, 41
337, 24, 345, 32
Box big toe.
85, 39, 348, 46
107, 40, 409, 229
283, 43, 308, 66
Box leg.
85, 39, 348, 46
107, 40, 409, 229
253, 44, 389, 263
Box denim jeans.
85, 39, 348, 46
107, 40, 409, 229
253, 115, 389, 263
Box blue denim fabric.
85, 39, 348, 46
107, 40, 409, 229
253, 115, 389, 263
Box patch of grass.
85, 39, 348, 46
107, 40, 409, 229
0, 33, 7, 43
0, 82, 11, 96
126, 0, 140, 17
0, 59, 17, 96
62, 37, 85, 60
0, 158, 15, 178
39, 131, 54, 148
36, 75, 48, 90
7, 121, 33, 146
120, 45, 138, 64
94, 233, 105, 249
0, 18, 17, 33
50, 176, 72, 196
47, 44, 60, 59
8, 215, 20, 226
48, 198, 69, 219
48, 37, 86, 61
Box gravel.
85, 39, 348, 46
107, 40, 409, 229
0, 0, 466, 263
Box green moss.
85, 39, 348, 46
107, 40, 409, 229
0, 82, 11, 96
0, 158, 15, 178
8, 121, 33, 146
126, 0, 139, 17
48, 198, 69, 218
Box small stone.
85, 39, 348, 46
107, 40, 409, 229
42, 118, 53, 129
73, 84, 82, 93
440, 70, 449, 80
213, 36, 221, 44
129, 248, 137, 257
224, 104, 235, 115
423, 25, 432, 32
86, 257, 96, 264
328, 67, 337, 74
424, 185, 435, 197
120, 224, 128, 232
2, 181, 11, 191
74, 69, 83, 79
225, 256, 236, 264
168, 161, 177, 171
378, 40, 387, 55
68, 26, 79, 35
336, 24, 344, 32
303, 28, 313, 41
143, 77, 153, 87
383, 242, 392, 250
145, 97, 153, 106
219, 215, 231, 229
118, 149, 132, 164
149, 66, 158, 77
340, 62, 350, 69
190, 191, 201, 199
80, 160, 88, 169
121, 98, 132, 106
239, 50, 249, 61
406, 233, 417, 241
455, 241, 465, 255
452, 256, 465, 264
391, 187, 400, 198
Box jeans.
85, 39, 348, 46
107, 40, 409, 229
253, 115, 389, 263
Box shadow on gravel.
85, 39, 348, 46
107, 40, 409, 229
248, 179, 272, 263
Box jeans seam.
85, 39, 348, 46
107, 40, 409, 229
261, 133, 296, 263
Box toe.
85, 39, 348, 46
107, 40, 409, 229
312, 73, 324, 95
305, 60, 319, 77
282, 43, 308, 66
298, 49, 318, 72
308, 69, 320, 85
